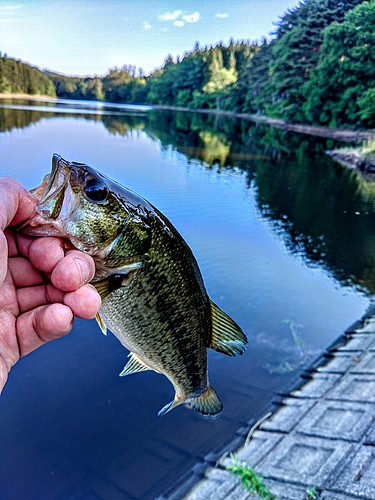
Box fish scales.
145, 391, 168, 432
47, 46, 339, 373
99, 209, 211, 397
22, 154, 248, 418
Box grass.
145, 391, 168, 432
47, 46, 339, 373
305, 486, 318, 499
226, 454, 320, 499
226, 454, 276, 499
364, 138, 375, 157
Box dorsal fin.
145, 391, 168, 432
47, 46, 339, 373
119, 353, 152, 377
95, 312, 107, 335
209, 300, 248, 356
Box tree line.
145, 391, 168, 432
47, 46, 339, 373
1, 0, 374, 128
0, 53, 55, 97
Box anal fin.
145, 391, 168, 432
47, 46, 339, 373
119, 353, 152, 377
210, 300, 248, 356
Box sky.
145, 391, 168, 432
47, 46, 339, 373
0, 0, 300, 77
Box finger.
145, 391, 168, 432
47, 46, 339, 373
16, 304, 74, 357
16, 284, 65, 313
16, 283, 101, 319
0, 231, 7, 286
27, 237, 65, 273
0, 178, 37, 286
63, 284, 101, 320
0, 177, 37, 230
8, 256, 45, 287
51, 250, 96, 292
4, 229, 18, 257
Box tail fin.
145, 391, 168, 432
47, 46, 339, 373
210, 300, 248, 356
186, 385, 223, 418
158, 386, 223, 418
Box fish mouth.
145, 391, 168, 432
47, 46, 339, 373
39, 154, 70, 204
20, 154, 73, 237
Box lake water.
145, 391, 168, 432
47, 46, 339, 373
0, 98, 372, 499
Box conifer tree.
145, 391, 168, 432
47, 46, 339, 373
303, 0, 375, 127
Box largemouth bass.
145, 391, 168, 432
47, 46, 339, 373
23, 154, 247, 417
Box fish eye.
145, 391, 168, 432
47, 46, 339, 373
84, 178, 108, 203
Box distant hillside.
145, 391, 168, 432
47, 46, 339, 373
0, 53, 55, 97
1, 0, 374, 129
44, 40, 257, 108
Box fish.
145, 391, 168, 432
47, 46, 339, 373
23, 154, 248, 418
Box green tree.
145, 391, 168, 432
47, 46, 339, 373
265, 0, 366, 120
303, 0, 375, 127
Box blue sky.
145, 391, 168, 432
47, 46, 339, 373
0, 0, 300, 76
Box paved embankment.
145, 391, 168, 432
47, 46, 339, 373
169, 313, 375, 500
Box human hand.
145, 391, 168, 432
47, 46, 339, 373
0, 177, 101, 393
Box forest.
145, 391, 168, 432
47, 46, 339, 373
1, 0, 374, 128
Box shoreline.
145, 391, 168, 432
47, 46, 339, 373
1, 93, 374, 144
0, 93, 58, 101
151, 105, 375, 144
163, 308, 375, 500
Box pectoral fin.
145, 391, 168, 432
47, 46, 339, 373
119, 353, 152, 377
209, 300, 248, 356
93, 274, 124, 300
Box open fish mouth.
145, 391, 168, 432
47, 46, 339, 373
38, 154, 70, 204
20, 154, 74, 237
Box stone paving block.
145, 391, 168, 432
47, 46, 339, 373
223, 485, 251, 500
338, 334, 375, 352
290, 373, 341, 399
350, 351, 375, 374
260, 398, 316, 433
327, 374, 375, 403
183, 468, 236, 500
331, 445, 375, 498
225, 430, 284, 468
319, 493, 362, 500
364, 422, 375, 445
263, 480, 313, 500
295, 400, 375, 442
256, 435, 352, 488
221, 479, 309, 500
318, 352, 362, 374
354, 318, 375, 334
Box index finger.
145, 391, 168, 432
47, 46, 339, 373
0, 177, 37, 230
0, 177, 37, 285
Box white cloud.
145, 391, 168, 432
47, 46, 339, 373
174, 20, 185, 27
0, 3, 23, 21
159, 10, 182, 21
143, 21, 152, 30
182, 12, 199, 23
215, 13, 229, 19
0, 4, 23, 11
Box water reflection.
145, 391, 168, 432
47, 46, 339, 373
0, 99, 371, 500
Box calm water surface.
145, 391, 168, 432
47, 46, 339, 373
0, 99, 373, 499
